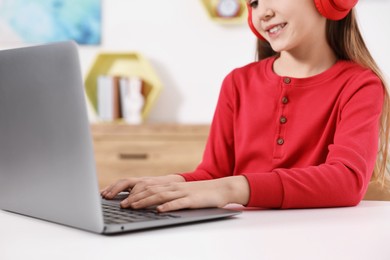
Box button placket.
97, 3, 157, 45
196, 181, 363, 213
274, 78, 291, 159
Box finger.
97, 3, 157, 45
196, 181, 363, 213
121, 185, 169, 208
157, 197, 191, 212
128, 178, 165, 196
126, 182, 183, 203
128, 182, 150, 196
121, 189, 184, 209
102, 178, 138, 199
100, 184, 114, 195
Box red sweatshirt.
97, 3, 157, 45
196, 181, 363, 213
180, 57, 384, 209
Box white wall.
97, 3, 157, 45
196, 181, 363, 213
4, 0, 390, 124
80, 0, 255, 123
356, 0, 390, 80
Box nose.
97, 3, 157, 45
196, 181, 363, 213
252, 1, 275, 21
262, 8, 274, 21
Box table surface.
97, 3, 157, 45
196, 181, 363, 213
1, 201, 390, 260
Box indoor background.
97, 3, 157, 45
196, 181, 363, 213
1, 0, 389, 124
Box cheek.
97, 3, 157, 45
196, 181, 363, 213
298, 17, 327, 41
250, 7, 266, 30
250, 11, 262, 31
267, 27, 301, 52
291, 15, 322, 37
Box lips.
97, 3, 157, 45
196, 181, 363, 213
265, 23, 287, 35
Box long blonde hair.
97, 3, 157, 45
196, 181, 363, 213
255, 10, 390, 186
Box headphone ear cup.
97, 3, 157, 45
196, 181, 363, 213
314, 0, 358, 20
247, 4, 266, 41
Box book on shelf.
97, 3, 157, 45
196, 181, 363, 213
97, 75, 121, 121
97, 75, 144, 123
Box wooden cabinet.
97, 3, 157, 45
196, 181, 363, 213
91, 124, 210, 188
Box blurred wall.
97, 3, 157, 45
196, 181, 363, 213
3, 0, 390, 123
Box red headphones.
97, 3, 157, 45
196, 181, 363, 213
247, 0, 358, 40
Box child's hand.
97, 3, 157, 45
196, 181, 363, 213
118, 176, 250, 212
100, 175, 185, 200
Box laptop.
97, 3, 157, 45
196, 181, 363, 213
0, 41, 240, 234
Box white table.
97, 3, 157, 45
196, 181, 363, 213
1, 201, 390, 260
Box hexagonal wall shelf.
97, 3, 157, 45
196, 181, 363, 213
200, 0, 248, 24
84, 52, 162, 121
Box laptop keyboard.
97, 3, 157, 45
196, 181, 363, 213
102, 201, 181, 224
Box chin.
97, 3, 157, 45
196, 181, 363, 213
269, 41, 293, 54
269, 44, 284, 53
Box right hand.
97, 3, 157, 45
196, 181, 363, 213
100, 174, 185, 201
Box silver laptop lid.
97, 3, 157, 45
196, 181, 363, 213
0, 41, 104, 233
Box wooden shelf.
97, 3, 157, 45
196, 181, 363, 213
84, 52, 162, 121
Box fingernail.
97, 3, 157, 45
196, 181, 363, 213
121, 199, 129, 207
157, 205, 165, 212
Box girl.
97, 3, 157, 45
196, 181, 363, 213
101, 0, 390, 212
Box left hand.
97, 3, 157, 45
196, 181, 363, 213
120, 176, 249, 212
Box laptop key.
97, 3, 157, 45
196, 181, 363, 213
102, 202, 181, 224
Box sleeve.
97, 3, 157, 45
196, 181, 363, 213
243, 73, 385, 208
179, 71, 236, 181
